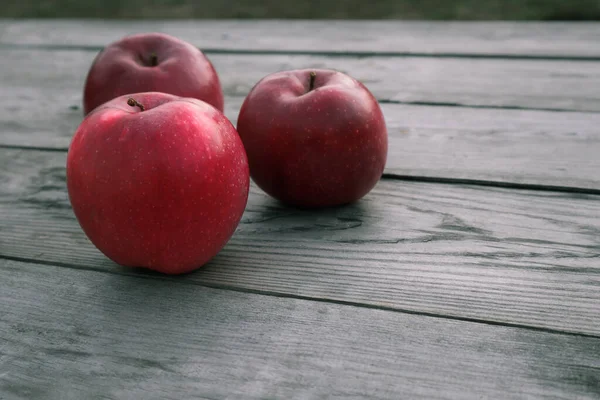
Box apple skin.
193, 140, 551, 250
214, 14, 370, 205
67, 92, 249, 275
236, 69, 387, 208
83, 32, 224, 115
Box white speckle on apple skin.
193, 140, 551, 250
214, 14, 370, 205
67, 92, 249, 274
236, 68, 387, 208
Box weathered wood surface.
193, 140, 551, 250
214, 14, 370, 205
2, 48, 600, 112
2, 20, 600, 59
2, 258, 600, 400
1, 148, 599, 336
2, 20, 600, 399
2, 48, 600, 190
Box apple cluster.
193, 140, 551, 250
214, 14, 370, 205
66, 33, 388, 275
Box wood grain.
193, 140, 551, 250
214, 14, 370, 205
2, 20, 600, 59
2, 48, 600, 190
1, 148, 599, 336
1, 258, 600, 400
2, 48, 600, 112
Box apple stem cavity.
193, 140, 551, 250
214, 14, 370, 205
150, 52, 158, 67
309, 71, 316, 91
127, 97, 145, 112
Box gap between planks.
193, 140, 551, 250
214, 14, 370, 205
5, 42, 600, 195
2, 256, 599, 400
2, 44, 600, 115
2, 143, 600, 196
4, 42, 600, 62
2, 148, 599, 337
2, 253, 599, 341
378, 99, 600, 114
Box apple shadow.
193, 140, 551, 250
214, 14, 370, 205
190, 192, 387, 287
95, 188, 383, 296
243, 192, 373, 233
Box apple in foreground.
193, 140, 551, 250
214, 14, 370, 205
67, 92, 249, 274
236, 69, 388, 208
83, 32, 223, 115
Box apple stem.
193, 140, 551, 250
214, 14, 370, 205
309, 71, 316, 91
150, 52, 158, 66
127, 97, 145, 111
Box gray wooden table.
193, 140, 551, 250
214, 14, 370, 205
1, 20, 599, 399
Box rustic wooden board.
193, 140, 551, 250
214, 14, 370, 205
2, 20, 600, 59
2, 48, 600, 111
2, 48, 600, 190
1, 257, 600, 400
1, 148, 599, 336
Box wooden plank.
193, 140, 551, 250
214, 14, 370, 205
1, 148, 599, 336
2, 20, 600, 59
2, 48, 600, 112
1, 258, 600, 400
2, 49, 600, 190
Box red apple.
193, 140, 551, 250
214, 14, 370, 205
83, 32, 223, 115
236, 69, 387, 208
67, 92, 249, 274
